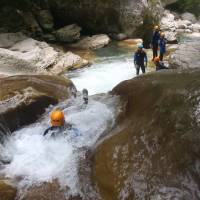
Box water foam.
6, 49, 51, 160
1, 96, 117, 194
68, 57, 135, 95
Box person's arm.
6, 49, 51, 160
43, 127, 52, 136
134, 53, 137, 65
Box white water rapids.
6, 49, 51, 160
0, 46, 136, 196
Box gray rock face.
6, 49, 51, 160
169, 40, 200, 69
35, 10, 54, 32
49, 52, 89, 74
70, 34, 110, 49
181, 12, 197, 24
54, 24, 81, 42
49, 0, 163, 37
0, 33, 58, 75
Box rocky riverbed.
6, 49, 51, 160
0, 0, 200, 200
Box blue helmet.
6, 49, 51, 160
138, 44, 143, 49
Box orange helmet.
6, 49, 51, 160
154, 56, 160, 62
50, 110, 65, 127
154, 25, 160, 30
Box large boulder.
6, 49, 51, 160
92, 70, 200, 199
54, 24, 81, 43
181, 12, 197, 24
0, 32, 27, 48
169, 40, 200, 69
0, 180, 17, 200
0, 75, 74, 132
70, 34, 110, 50
49, 52, 89, 74
191, 23, 200, 32
0, 33, 58, 75
49, 0, 163, 38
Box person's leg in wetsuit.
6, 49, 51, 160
153, 44, 158, 60
136, 64, 140, 75
159, 52, 164, 61
141, 64, 146, 74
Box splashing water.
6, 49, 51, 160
0, 95, 118, 195
67, 55, 136, 95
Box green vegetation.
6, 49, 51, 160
166, 0, 200, 17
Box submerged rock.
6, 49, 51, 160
70, 34, 110, 50
0, 180, 17, 200
54, 24, 81, 43
0, 75, 74, 132
92, 70, 200, 199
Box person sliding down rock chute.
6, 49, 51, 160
82, 89, 88, 105
43, 109, 80, 137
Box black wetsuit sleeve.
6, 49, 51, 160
43, 127, 53, 136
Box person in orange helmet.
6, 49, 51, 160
154, 57, 168, 71
43, 109, 73, 136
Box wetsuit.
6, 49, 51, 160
43, 123, 72, 136
82, 89, 88, 105
151, 31, 160, 60
134, 50, 148, 75
156, 62, 168, 71
159, 38, 167, 61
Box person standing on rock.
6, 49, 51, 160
151, 25, 160, 61
159, 32, 167, 61
134, 44, 148, 75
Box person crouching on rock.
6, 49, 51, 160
134, 44, 148, 75
154, 57, 168, 71
43, 109, 72, 137
159, 32, 167, 61
151, 25, 160, 61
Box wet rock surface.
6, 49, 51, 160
0, 180, 17, 200
92, 70, 200, 200
70, 34, 110, 50
21, 180, 82, 200
0, 75, 74, 132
